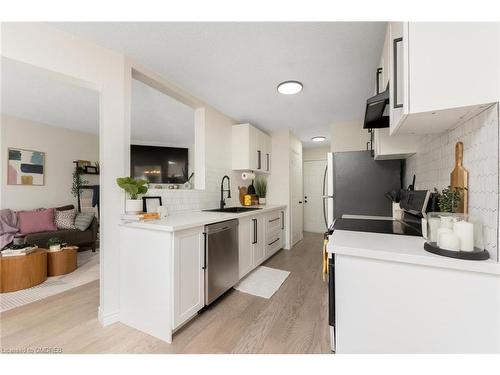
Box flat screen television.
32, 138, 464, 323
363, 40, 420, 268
130, 144, 188, 184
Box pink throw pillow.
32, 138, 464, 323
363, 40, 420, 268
17, 208, 57, 235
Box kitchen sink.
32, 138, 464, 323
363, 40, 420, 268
203, 207, 262, 213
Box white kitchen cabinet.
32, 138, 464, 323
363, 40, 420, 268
238, 216, 253, 279
371, 25, 417, 160
373, 128, 417, 160
252, 215, 265, 266
264, 210, 284, 260
239, 209, 286, 278
172, 226, 205, 329
232, 123, 272, 173
377, 25, 390, 93
389, 22, 499, 136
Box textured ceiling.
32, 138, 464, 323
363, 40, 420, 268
51, 22, 386, 148
131, 78, 194, 146
1, 57, 99, 134
1, 57, 194, 146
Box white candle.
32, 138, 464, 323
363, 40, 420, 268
453, 221, 474, 252
440, 216, 454, 230
438, 231, 461, 251
428, 217, 441, 242
437, 228, 452, 248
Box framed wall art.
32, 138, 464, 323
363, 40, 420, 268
7, 148, 45, 186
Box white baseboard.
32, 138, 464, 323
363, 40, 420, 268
98, 306, 120, 326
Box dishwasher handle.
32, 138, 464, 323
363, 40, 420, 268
206, 226, 231, 235
202, 232, 207, 270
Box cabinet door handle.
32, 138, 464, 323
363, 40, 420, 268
268, 238, 280, 246
393, 37, 403, 108
376, 67, 383, 95
252, 219, 257, 244
266, 153, 270, 171
257, 150, 261, 169
202, 232, 207, 270
281, 211, 284, 230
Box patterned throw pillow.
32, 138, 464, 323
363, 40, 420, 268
55, 209, 76, 230
74, 212, 95, 231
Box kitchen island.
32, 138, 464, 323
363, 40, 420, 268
118, 205, 287, 343
327, 230, 500, 353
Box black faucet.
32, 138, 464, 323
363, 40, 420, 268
220, 175, 231, 210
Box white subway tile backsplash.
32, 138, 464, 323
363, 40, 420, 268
405, 104, 499, 260
146, 166, 255, 215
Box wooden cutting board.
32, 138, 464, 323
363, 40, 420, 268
450, 141, 469, 214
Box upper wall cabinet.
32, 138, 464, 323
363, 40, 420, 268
232, 123, 272, 173
373, 128, 417, 160
389, 22, 500, 135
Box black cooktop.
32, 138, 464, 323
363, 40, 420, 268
333, 218, 422, 237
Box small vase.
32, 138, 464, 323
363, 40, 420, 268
49, 244, 61, 252
259, 197, 266, 205
126, 199, 143, 214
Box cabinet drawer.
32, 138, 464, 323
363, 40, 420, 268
266, 232, 283, 257
265, 212, 282, 233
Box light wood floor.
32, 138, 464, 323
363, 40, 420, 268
0, 232, 330, 354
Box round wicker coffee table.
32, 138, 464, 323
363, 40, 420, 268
47, 248, 77, 277
0, 249, 47, 293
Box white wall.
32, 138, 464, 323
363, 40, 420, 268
266, 130, 303, 249
2, 22, 129, 325
405, 104, 499, 261
330, 121, 369, 153
303, 146, 329, 161
1, 115, 99, 210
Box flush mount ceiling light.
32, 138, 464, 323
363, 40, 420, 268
277, 80, 303, 95
311, 136, 326, 142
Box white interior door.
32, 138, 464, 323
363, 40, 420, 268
290, 150, 303, 245
303, 160, 327, 233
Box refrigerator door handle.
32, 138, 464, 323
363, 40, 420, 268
323, 165, 328, 229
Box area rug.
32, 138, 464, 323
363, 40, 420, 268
0, 249, 99, 312
234, 266, 290, 299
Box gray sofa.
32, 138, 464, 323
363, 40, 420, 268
24, 205, 98, 252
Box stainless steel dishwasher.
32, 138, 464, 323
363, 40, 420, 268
204, 219, 239, 305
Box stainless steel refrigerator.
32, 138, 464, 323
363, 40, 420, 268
323, 151, 403, 228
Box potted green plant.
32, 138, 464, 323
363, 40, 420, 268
71, 167, 88, 198
116, 177, 149, 213
47, 237, 62, 252
436, 186, 466, 213
255, 176, 267, 205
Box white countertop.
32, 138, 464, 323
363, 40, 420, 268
328, 230, 500, 275
119, 205, 287, 232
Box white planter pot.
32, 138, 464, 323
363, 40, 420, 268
49, 244, 61, 252
259, 197, 266, 205
126, 199, 143, 214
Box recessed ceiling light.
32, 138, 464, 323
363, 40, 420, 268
277, 81, 303, 95
311, 136, 326, 142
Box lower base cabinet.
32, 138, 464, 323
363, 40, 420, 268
238, 217, 253, 279
238, 208, 286, 278
264, 211, 284, 259
172, 226, 205, 329
252, 216, 265, 267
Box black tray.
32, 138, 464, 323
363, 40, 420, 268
424, 242, 489, 261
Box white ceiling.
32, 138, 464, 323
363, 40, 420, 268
131, 78, 194, 146
1, 57, 195, 146
51, 22, 386, 148
1, 57, 99, 134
